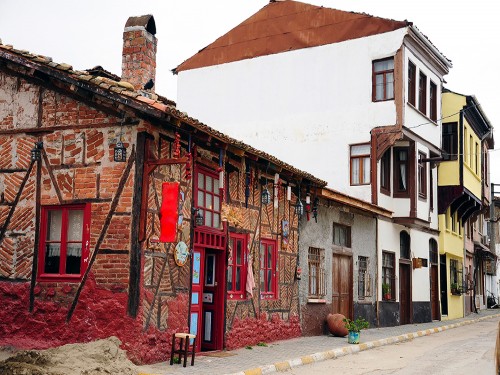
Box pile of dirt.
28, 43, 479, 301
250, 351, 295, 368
0, 336, 139, 375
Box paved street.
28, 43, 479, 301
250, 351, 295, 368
138, 310, 500, 375
285, 317, 498, 374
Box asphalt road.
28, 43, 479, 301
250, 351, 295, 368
286, 318, 499, 374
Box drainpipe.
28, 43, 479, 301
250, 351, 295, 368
375, 216, 380, 327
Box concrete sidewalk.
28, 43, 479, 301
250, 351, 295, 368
138, 309, 500, 375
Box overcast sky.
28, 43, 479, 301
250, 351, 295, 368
1, 0, 499, 183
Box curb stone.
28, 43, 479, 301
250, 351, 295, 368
225, 312, 500, 375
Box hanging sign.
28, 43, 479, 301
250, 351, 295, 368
160, 182, 180, 242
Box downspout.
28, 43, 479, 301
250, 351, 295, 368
375, 215, 380, 327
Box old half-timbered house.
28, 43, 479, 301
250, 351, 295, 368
0, 15, 326, 363
298, 187, 391, 335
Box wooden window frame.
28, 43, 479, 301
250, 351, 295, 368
450, 258, 463, 295
400, 231, 411, 260
393, 147, 410, 198
227, 233, 248, 300
358, 256, 370, 300
380, 149, 391, 195
418, 152, 427, 199
350, 143, 370, 186
429, 239, 438, 265
195, 166, 222, 229
469, 135, 473, 169
408, 61, 416, 106
418, 71, 427, 114
372, 57, 395, 102
260, 238, 278, 300
382, 251, 396, 301
333, 223, 351, 248
442, 122, 458, 160
308, 247, 326, 299
475, 142, 479, 175
429, 81, 437, 122
38, 204, 91, 282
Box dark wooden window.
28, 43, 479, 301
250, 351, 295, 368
380, 149, 391, 195
196, 168, 221, 228
400, 231, 411, 259
430, 81, 437, 121
393, 147, 409, 198
442, 122, 458, 159
450, 258, 463, 295
333, 223, 351, 248
308, 247, 326, 299
382, 252, 395, 301
418, 152, 427, 199
418, 72, 427, 114
430, 166, 434, 211
358, 256, 371, 300
373, 57, 394, 101
350, 143, 370, 185
227, 233, 247, 299
38, 204, 90, 281
260, 238, 277, 299
429, 239, 438, 264
408, 61, 416, 106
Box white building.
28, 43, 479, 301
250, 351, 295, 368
175, 0, 452, 325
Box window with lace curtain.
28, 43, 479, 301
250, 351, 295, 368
393, 147, 409, 198
38, 204, 91, 281
308, 247, 326, 299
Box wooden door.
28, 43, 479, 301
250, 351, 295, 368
332, 254, 352, 319
430, 264, 440, 320
399, 263, 411, 325
201, 249, 224, 351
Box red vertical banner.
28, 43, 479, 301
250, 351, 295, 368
160, 182, 180, 242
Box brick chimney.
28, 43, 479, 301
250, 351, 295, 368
122, 15, 157, 91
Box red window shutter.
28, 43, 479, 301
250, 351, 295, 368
160, 182, 180, 242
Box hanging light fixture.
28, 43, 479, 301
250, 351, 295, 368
114, 116, 127, 162
31, 142, 43, 162
261, 186, 271, 205
295, 198, 304, 218
192, 207, 204, 226
295, 185, 304, 218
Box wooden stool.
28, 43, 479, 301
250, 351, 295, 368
170, 333, 196, 367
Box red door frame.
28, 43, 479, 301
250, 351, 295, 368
190, 227, 226, 352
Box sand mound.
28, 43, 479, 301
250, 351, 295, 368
0, 336, 138, 375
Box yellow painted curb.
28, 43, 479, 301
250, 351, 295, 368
244, 368, 263, 375
359, 343, 368, 350
301, 355, 314, 365
274, 361, 291, 371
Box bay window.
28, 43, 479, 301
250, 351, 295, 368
393, 148, 409, 197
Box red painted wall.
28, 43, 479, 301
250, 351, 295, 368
0, 277, 188, 364
224, 313, 301, 350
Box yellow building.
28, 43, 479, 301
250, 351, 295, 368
438, 90, 490, 320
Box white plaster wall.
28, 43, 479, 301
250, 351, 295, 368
377, 218, 434, 302
177, 28, 408, 201
402, 47, 443, 147
0, 73, 39, 130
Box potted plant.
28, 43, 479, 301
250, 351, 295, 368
451, 282, 461, 295
382, 282, 391, 300
343, 317, 369, 344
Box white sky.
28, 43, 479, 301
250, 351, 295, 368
1, 0, 499, 183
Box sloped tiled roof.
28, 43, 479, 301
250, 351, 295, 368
0, 40, 326, 186
174, 0, 409, 73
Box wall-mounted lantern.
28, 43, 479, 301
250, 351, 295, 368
113, 141, 127, 162
31, 142, 43, 162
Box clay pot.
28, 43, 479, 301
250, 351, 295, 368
326, 313, 348, 337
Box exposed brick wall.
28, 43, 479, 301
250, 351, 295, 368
122, 28, 157, 91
